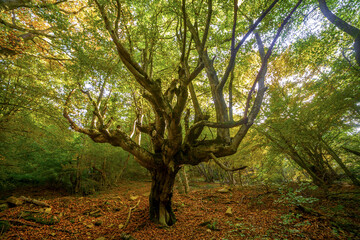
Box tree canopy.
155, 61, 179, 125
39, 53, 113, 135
1, 0, 359, 226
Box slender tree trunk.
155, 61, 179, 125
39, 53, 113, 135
305, 164, 332, 186
75, 155, 81, 193
181, 167, 190, 194
322, 139, 360, 186
342, 147, 360, 156
226, 171, 235, 185
115, 154, 130, 183
149, 165, 179, 226
92, 165, 107, 186
323, 155, 338, 179
238, 171, 243, 186
281, 167, 287, 182
287, 152, 328, 186
197, 163, 213, 182
318, 0, 360, 67
102, 158, 107, 186
176, 173, 184, 194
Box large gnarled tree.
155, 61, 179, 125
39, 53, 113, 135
63, 0, 303, 226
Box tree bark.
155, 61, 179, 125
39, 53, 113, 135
149, 165, 179, 226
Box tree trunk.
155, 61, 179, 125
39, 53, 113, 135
149, 166, 179, 226
75, 155, 81, 193
197, 163, 214, 182
238, 171, 243, 186
176, 173, 184, 194
318, 0, 360, 67
322, 139, 360, 186
115, 154, 130, 184
180, 167, 190, 194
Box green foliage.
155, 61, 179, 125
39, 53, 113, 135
280, 212, 302, 225
276, 183, 318, 206
226, 221, 252, 237
0, 114, 73, 190
0, 111, 145, 195
251, 46, 360, 185
0, 220, 10, 234
21, 212, 59, 225
206, 219, 220, 231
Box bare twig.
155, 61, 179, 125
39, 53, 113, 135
123, 199, 141, 228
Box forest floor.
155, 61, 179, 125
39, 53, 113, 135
0, 181, 359, 240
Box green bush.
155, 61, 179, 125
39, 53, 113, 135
276, 182, 318, 206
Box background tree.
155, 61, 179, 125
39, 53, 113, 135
252, 28, 360, 186
318, 0, 360, 67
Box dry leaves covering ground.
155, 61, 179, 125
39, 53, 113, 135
0, 181, 359, 239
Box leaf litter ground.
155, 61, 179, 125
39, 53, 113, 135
1, 181, 359, 239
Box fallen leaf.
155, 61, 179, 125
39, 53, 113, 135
225, 207, 233, 216
130, 195, 139, 200
44, 208, 52, 214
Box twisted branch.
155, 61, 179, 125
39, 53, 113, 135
210, 153, 247, 171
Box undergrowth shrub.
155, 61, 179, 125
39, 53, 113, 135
276, 182, 319, 206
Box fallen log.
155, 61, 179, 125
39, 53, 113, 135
2, 219, 74, 234
6, 219, 39, 228
19, 196, 50, 207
